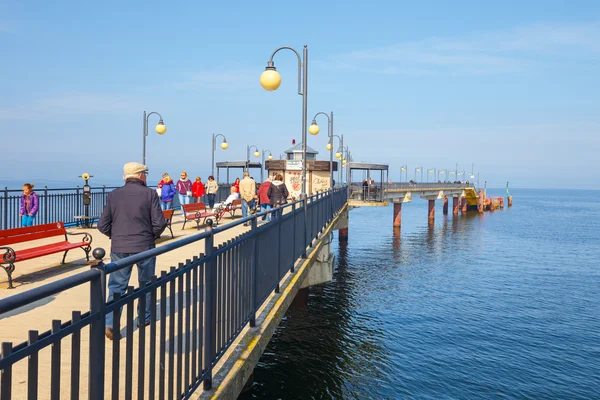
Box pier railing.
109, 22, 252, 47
0, 188, 347, 399
1, 185, 235, 230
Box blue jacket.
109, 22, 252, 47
161, 182, 176, 202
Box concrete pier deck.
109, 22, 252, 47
0, 210, 254, 399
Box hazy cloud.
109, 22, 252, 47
0, 93, 138, 120
173, 69, 257, 90
317, 23, 600, 75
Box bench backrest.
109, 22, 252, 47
0, 222, 67, 246
162, 209, 174, 220
182, 202, 207, 213
231, 199, 242, 207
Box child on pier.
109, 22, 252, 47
19, 183, 39, 227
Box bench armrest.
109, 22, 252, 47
66, 231, 93, 246
0, 247, 17, 263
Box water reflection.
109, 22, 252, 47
243, 235, 391, 399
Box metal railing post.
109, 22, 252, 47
275, 208, 282, 294
2, 187, 7, 230
44, 186, 49, 224
291, 202, 296, 272
203, 221, 216, 390
88, 264, 106, 400
249, 217, 258, 327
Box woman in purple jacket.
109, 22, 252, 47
20, 183, 39, 227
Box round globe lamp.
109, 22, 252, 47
254, 151, 260, 157
155, 121, 167, 135
308, 122, 320, 135
221, 141, 229, 150
326, 142, 333, 151
260, 68, 281, 91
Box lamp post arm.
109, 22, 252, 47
312, 111, 330, 123
269, 46, 303, 95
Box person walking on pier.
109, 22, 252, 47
19, 183, 39, 227
267, 174, 289, 218
176, 171, 193, 216
233, 177, 241, 193
98, 162, 166, 340
257, 175, 273, 221
239, 172, 257, 226
192, 177, 205, 203
159, 174, 176, 210
206, 175, 218, 210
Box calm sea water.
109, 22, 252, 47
242, 189, 600, 399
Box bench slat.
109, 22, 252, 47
0, 222, 65, 238
0, 226, 67, 246
15, 241, 89, 262
182, 202, 207, 213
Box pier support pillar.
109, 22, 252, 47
336, 209, 349, 241
452, 197, 459, 215
443, 195, 449, 215
478, 189, 484, 213
461, 197, 468, 213
428, 200, 435, 220
393, 202, 402, 227
302, 233, 334, 289
507, 196, 513, 207
499, 197, 504, 209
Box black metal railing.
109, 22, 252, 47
0, 188, 347, 399
0, 184, 236, 230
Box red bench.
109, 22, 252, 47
227, 199, 243, 218
0, 222, 93, 289
182, 202, 217, 230
162, 209, 174, 238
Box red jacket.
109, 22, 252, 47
233, 181, 240, 193
257, 181, 272, 205
192, 181, 205, 197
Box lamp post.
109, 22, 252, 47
261, 149, 273, 182
428, 168, 435, 183
332, 134, 344, 187
400, 165, 407, 183
339, 146, 349, 184
309, 111, 334, 188
246, 145, 260, 173
142, 111, 166, 165
211, 133, 229, 178
261, 45, 312, 196
414, 166, 423, 182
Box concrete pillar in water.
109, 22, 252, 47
453, 197, 459, 215
428, 199, 435, 220
461, 197, 468, 213
478, 189, 484, 213
337, 209, 349, 241
507, 195, 513, 207
393, 202, 402, 227
443, 195, 449, 215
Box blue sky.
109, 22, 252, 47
1, 0, 599, 188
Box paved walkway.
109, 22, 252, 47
0, 209, 256, 399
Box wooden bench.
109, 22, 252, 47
181, 202, 217, 230
162, 209, 174, 238
0, 222, 93, 289
227, 199, 243, 218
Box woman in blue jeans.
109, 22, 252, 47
19, 183, 39, 226
176, 171, 193, 215
159, 174, 176, 210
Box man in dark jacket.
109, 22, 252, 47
98, 162, 166, 340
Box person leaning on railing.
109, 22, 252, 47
97, 162, 167, 340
